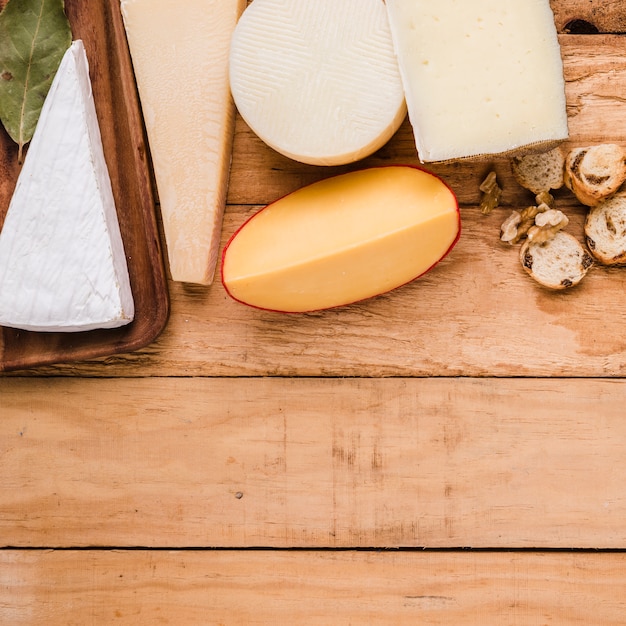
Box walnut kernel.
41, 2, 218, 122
479, 171, 502, 215
527, 209, 569, 244
500, 211, 522, 243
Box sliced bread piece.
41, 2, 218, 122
584, 192, 626, 265
564, 144, 626, 206
520, 231, 593, 289
511, 146, 565, 195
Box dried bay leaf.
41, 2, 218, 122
0, 0, 71, 162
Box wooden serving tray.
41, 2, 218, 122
0, 0, 169, 372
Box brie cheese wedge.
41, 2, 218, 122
0, 40, 134, 332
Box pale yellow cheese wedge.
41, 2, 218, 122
222, 166, 460, 312
385, 0, 568, 162
120, 0, 245, 285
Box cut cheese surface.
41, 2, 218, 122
121, 0, 245, 285
222, 166, 460, 312
229, 0, 406, 166
0, 41, 134, 332
384, 0, 569, 162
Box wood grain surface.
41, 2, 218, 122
2, 376, 626, 549
2, 0, 626, 623
2, 550, 626, 625
10, 36, 626, 378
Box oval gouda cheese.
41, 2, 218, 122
221, 166, 460, 312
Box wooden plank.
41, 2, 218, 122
19, 200, 626, 378
2, 549, 626, 625
8, 36, 626, 378
226, 37, 626, 207
2, 376, 626, 549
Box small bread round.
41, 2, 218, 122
511, 147, 566, 195
584, 192, 626, 265
564, 144, 626, 206
520, 231, 593, 289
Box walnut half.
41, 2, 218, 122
500, 203, 551, 245
479, 171, 502, 215
500, 211, 522, 243
512, 203, 550, 243
527, 209, 569, 244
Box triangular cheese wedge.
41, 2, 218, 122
0, 40, 134, 332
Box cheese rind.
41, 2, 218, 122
0, 41, 134, 332
385, 0, 569, 162
121, 0, 245, 285
222, 166, 460, 312
229, 0, 406, 166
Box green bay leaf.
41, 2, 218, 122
0, 0, 71, 161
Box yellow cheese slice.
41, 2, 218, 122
120, 0, 245, 285
229, 0, 406, 166
222, 166, 460, 312
385, 0, 569, 162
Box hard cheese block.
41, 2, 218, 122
121, 0, 246, 285
229, 0, 406, 166
385, 0, 569, 162
0, 40, 134, 333
222, 166, 460, 312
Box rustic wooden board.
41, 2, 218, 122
0, 0, 169, 372
227, 36, 626, 207
11, 37, 626, 378
3, 376, 626, 549
21, 203, 626, 378
2, 550, 626, 625
2, 3, 626, 623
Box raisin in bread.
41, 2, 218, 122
584, 192, 626, 265
511, 147, 565, 195
520, 231, 593, 289
564, 144, 626, 206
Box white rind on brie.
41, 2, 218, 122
0, 40, 135, 332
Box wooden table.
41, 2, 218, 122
2, 1, 626, 623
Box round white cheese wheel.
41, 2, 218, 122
229, 0, 407, 166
